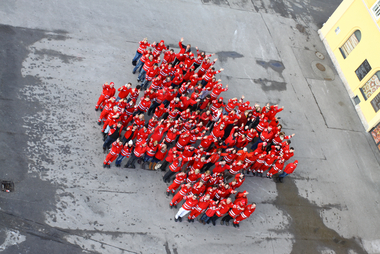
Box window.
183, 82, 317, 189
361, 71, 380, 100
339, 30, 361, 59
371, 0, 380, 19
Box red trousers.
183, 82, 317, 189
267, 168, 279, 176
170, 193, 184, 206
96, 94, 107, 109
98, 108, 111, 122
233, 214, 248, 224
251, 161, 264, 171
167, 182, 181, 193
188, 209, 204, 219
257, 164, 271, 173
104, 153, 118, 165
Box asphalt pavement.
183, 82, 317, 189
1, 0, 380, 254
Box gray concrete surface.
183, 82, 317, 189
1, 0, 380, 253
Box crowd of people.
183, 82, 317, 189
94, 37, 299, 228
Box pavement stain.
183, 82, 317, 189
273, 177, 367, 254
215, 51, 244, 63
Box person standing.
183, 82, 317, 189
277, 160, 298, 183
95, 82, 116, 111
115, 140, 134, 167
233, 203, 256, 228
103, 138, 123, 168
174, 194, 199, 222
132, 38, 152, 66
124, 141, 147, 169
220, 201, 245, 226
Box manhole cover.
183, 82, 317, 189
316, 51, 325, 60
316, 63, 326, 71
311, 61, 335, 81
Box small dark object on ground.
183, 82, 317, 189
1, 181, 14, 192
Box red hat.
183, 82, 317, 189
110, 82, 114, 85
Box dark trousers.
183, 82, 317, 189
192, 63, 200, 71
103, 136, 117, 149
211, 214, 221, 224
172, 58, 180, 66
221, 214, 234, 222
163, 170, 176, 183
126, 154, 139, 167
148, 101, 160, 115
201, 162, 214, 173
160, 160, 170, 171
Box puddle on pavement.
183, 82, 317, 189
273, 177, 366, 254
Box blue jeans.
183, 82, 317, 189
138, 68, 147, 81
278, 172, 289, 178
142, 79, 151, 90
132, 51, 142, 63
144, 154, 153, 162
200, 213, 211, 223
250, 138, 263, 151
115, 155, 126, 166
133, 60, 144, 74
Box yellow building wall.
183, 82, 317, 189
320, 0, 380, 131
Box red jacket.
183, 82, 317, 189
109, 141, 123, 156
182, 195, 199, 211
133, 141, 147, 157
283, 160, 298, 174
238, 205, 256, 220
137, 99, 152, 112
190, 182, 206, 196
213, 162, 230, 174
216, 199, 234, 217
136, 40, 151, 54
120, 144, 133, 157
117, 86, 131, 99
154, 144, 168, 160
205, 201, 218, 217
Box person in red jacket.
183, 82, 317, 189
277, 160, 298, 183
200, 199, 219, 224
170, 183, 191, 209
159, 147, 179, 172
173, 37, 191, 66
135, 96, 152, 115
174, 194, 199, 222
97, 97, 116, 125
210, 83, 229, 100
163, 154, 192, 183
267, 158, 285, 179
117, 83, 132, 101
187, 194, 211, 222
115, 140, 134, 167
124, 141, 147, 169
137, 54, 160, 82
142, 64, 159, 90
220, 201, 245, 226
233, 203, 256, 228
152, 40, 167, 55
150, 143, 167, 170
141, 140, 159, 169
210, 198, 233, 226
103, 138, 123, 168
132, 38, 152, 66
166, 172, 187, 195
95, 82, 116, 111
